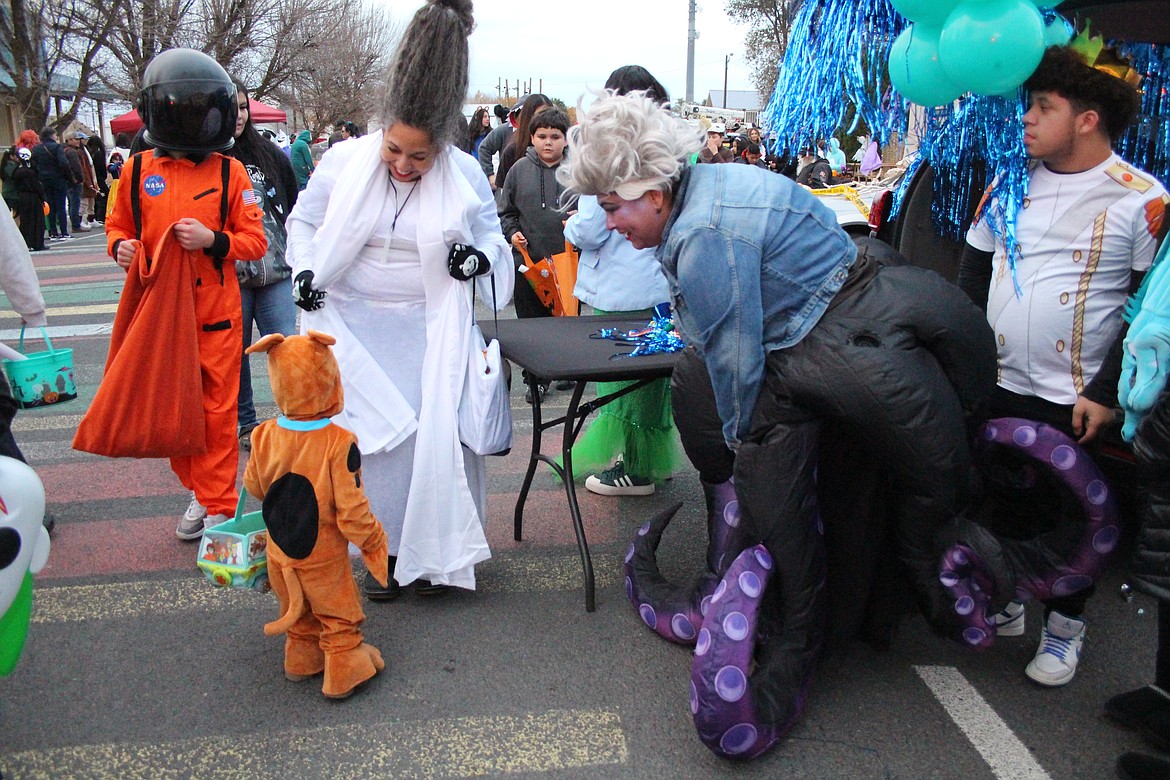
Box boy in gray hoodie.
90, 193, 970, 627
497, 108, 577, 321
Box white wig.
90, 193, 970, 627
557, 91, 703, 200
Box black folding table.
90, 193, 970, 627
482, 314, 682, 612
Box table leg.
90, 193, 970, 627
561, 381, 596, 612
514, 373, 543, 542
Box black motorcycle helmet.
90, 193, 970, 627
138, 49, 237, 154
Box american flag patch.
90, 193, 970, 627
242, 188, 258, 206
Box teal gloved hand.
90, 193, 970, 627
1121, 324, 1170, 440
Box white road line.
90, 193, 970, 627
0, 323, 113, 341
914, 665, 1050, 780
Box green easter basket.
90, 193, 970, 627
2, 326, 77, 409
197, 492, 270, 591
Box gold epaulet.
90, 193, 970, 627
1106, 163, 1155, 193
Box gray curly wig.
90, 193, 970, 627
379, 0, 474, 148
558, 91, 703, 200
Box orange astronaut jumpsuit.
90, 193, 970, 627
105, 150, 266, 517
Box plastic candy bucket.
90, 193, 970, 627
2, 327, 77, 409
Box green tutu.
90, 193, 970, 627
566, 304, 681, 482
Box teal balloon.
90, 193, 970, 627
888, 24, 965, 107
1043, 15, 1073, 46
891, 0, 963, 26
939, 0, 1046, 96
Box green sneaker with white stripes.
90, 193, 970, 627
585, 460, 654, 497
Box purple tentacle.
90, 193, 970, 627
624, 481, 746, 645
978, 418, 1121, 602
691, 545, 798, 759
939, 543, 998, 650
935, 417, 1122, 650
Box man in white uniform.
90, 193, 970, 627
959, 44, 1169, 687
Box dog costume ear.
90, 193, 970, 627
247, 334, 286, 355
305, 330, 337, 347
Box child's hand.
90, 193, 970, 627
511, 232, 527, 250
115, 239, 140, 269
173, 218, 215, 251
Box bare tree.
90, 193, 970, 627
101, 0, 195, 100
2, 0, 121, 129
6, 0, 398, 135
725, 0, 794, 100
275, 0, 399, 136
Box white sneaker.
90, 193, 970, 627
77, 222, 92, 232
176, 493, 207, 540
992, 600, 1025, 637
1025, 610, 1085, 687
203, 513, 229, 530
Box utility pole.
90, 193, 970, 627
723, 53, 733, 108
686, 0, 697, 103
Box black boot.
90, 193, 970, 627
1105, 686, 1170, 752
414, 580, 451, 597
363, 555, 401, 601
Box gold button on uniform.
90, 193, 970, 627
1056, 340, 1066, 353
1060, 292, 1070, 305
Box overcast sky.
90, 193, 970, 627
376, 0, 761, 106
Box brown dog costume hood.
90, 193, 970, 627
247, 330, 343, 421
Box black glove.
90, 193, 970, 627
292, 270, 326, 311
448, 243, 491, 281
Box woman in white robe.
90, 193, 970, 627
284, 0, 513, 598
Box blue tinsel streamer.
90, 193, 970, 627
767, 2, 1168, 290
1116, 42, 1170, 188
760, 0, 907, 156
923, 94, 1030, 293
592, 308, 686, 359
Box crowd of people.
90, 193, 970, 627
1, 127, 118, 249
6, 0, 1170, 769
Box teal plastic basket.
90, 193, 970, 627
197, 492, 269, 591
2, 326, 76, 409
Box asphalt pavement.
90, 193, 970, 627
0, 231, 1161, 779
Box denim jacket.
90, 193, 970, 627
657, 164, 855, 446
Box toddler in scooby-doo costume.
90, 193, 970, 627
243, 330, 388, 699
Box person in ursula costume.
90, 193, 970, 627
243, 331, 389, 700
558, 91, 1004, 759
285, 0, 513, 602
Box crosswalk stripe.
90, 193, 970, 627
1, 708, 630, 779
0, 303, 120, 319
0, 323, 112, 342
31, 552, 624, 623
36, 260, 116, 271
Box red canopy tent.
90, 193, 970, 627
109, 98, 288, 135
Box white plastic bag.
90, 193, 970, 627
458, 323, 512, 456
